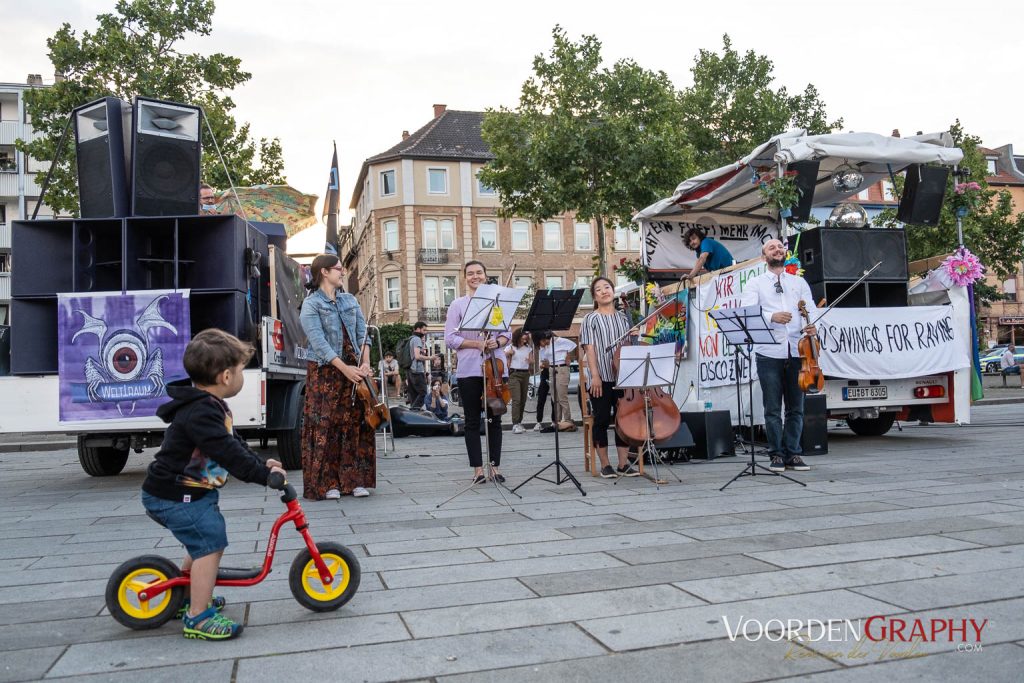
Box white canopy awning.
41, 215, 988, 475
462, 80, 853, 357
635, 129, 964, 225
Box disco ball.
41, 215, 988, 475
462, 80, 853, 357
831, 167, 864, 193
828, 202, 869, 228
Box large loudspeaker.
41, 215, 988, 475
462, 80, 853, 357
809, 281, 907, 308
131, 98, 202, 216
680, 410, 735, 460
791, 227, 907, 284
73, 98, 132, 218
897, 165, 948, 226
788, 160, 820, 223
801, 393, 828, 455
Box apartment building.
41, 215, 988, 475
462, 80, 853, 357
1, 75, 56, 325
344, 104, 640, 337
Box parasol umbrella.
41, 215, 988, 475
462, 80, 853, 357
216, 185, 319, 237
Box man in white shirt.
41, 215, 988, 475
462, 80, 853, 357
740, 239, 818, 473
535, 331, 577, 429
1001, 344, 1022, 387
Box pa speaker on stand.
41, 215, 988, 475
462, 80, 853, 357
131, 97, 202, 216
73, 97, 132, 218
897, 165, 949, 226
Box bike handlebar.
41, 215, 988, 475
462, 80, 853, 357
267, 470, 297, 502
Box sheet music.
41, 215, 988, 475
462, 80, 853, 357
460, 284, 527, 332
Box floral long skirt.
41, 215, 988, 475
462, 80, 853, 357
301, 340, 376, 499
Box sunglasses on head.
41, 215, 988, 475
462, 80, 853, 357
774, 278, 783, 294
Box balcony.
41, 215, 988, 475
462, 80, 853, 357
418, 248, 451, 264
419, 306, 448, 323
0, 272, 10, 301
0, 121, 21, 145
0, 223, 9, 249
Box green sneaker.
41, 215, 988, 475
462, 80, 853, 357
182, 605, 243, 640
174, 595, 226, 620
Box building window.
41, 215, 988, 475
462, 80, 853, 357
382, 219, 399, 252
385, 276, 401, 310
477, 172, 496, 196
478, 219, 498, 250
615, 273, 631, 288
423, 218, 455, 250
574, 275, 593, 307
0, 151, 15, 173
987, 158, 998, 175
882, 181, 896, 201
424, 275, 458, 309
428, 167, 448, 194
380, 169, 396, 197
544, 274, 564, 290
574, 222, 592, 251
543, 221, 562, 251
614, 226, 642, 251
513, 275, 533, 290
511, 220, 531, 250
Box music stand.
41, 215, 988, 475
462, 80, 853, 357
614, 342, 682, 488
435, 284, 526, 511
709, 306, 807, 491
512, 288, 587, 497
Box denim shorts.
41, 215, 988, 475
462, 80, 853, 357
141, 489, 228, 560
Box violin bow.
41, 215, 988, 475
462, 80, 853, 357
807, 261, 882, 327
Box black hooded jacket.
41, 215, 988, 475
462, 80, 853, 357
142, 383, 270, 502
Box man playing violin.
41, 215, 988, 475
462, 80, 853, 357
444, 261, 511, 484
740, 239, 817, 473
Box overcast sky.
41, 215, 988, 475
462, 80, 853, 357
4, 0, 1023, 223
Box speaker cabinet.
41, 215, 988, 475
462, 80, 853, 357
131, 98, 202, 217
809, 281, 907, 308
0, 325, 11, 376
190, 291, 256, 343
73, 98, 132, 218
791, 227, 907, 284
789, 160, 820, 223
801, 393, 829, 455
11, 221, 75, 297
10, 298, 58, 375
897, 165, 948, 226
680, 410, 735, 460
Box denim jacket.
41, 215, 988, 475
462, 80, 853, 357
299, 289, 367, 366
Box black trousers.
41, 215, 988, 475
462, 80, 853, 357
408, 371, 428, 409
589, 381, 629, 449
535, 369, 555, 423
457, 376, 502, 468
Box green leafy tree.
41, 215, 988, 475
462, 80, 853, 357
680, 34, 843, 170
874, 121, 1024, 281
371, 322, 413, 369
479, 26, 694, 276
17, 0, 286, 216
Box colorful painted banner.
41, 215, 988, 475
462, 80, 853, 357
58, 291, 190, 422
694, 261, 767, 387
640, 285, 689, 358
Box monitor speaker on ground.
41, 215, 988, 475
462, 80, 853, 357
73, 97, 132, 218
788, 160, 820, 223
131, 97, 202, 217
791, 227, 907, 284
801, 393, 828, 455
680, 410, 735, 460
897, 164, 948, 226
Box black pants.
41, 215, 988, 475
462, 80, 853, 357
535, 369, 555, 423
590, 381, 629, 449
457, 376, 502, 468
408, 372, 428, 409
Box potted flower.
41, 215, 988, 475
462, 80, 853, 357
757, 170, 803, 218
613, 256, 648, 285
951, 181, 983, 218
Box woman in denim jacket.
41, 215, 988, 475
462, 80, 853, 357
299, 254, 376, 500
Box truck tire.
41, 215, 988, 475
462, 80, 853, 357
276, 411, 304, 471
77, 435, 130, 476
846, 413, 897, 437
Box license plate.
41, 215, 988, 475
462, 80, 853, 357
843, 386, 887, 400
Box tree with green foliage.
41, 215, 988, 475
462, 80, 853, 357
479, 26, 694, 276
679, 34, 843, 170
371, 322, 413, 369
17, 0, 286, 217
874, 121, 1024, 282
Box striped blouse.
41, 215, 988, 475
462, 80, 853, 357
580, 309, 632, 383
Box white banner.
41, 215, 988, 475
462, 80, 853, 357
641, 220, 774, 270
694, 261, 767, 387
817, 307, 969, 379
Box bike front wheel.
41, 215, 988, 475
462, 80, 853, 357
288, 541, 361, 612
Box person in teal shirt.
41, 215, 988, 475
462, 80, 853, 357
683, 226, 734, 279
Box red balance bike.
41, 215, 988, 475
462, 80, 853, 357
106, 472, 360, 629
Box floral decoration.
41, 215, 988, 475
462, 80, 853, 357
757, 170, 802, 217
784, 250, 804, 276
613, 256, 648, 284
942, 246, 984, 286
951, 181, 983, 218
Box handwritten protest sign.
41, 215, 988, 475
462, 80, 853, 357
641, 220, 773, 271
694, 261, 767, 388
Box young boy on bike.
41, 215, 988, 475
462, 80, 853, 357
141, 329, 286, 640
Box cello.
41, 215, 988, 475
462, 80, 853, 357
613, 293, 681, 447
797, 300, 825, 394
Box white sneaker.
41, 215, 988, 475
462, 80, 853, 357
512, 424, 524, 434
532, 423, 544, 432
352, 487, 370, 498
325, 488, 341, 500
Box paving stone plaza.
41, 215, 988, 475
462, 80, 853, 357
1, 402, 1023, 682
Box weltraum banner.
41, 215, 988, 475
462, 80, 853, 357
817, 306, 969, 379
694, 260, 767, 388
641, 220, 774, 271
58, 291, 191, 422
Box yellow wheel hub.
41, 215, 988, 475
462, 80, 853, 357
301, 553, 349, 601
117, 567, 173, 620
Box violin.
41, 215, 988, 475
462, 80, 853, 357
482, 265, 516, 415
797, 300, 825, 394
354, 374, 390, 429
612, 303, 681, 448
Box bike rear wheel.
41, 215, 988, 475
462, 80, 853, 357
106, 555, 185, 629
288, 542, 361, 612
